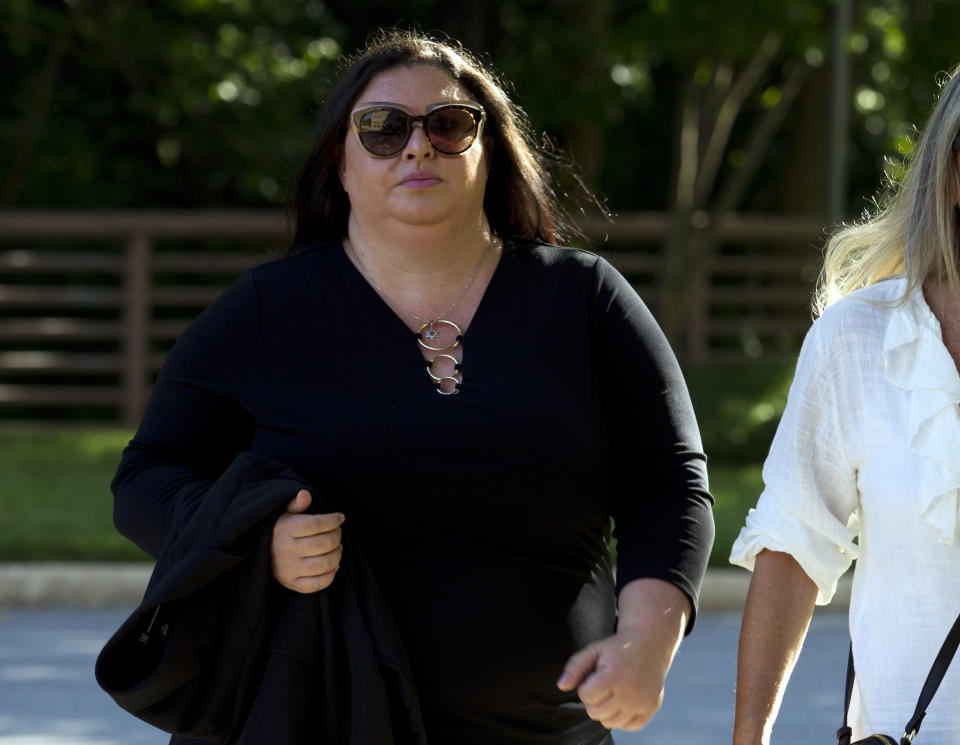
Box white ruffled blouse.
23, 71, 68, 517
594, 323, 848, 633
730, 276, 960, 742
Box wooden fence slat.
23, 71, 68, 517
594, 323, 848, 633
151, 253, 264, 272
152, 287, 228, 305
597, 252, 660, 273
0, 318, 122, 339
710, 214, 825, 241
0, 351, 121, 373
709, 287, 813, 305
0, 210, 287, 238
710, 256, 817, 275
0, 210, 827, 242
600, 252, 816, 276
0, 250, 126, 272
583, 213, 824, 243
0, 286, 123, 307
0, 384, 119, 405
585, 214, 670, 242
149, 320, 190, 338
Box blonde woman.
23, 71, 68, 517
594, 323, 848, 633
731, 64, 960, 744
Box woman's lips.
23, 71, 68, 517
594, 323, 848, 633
399, 171, 441, 188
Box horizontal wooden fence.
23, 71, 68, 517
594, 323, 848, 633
0, 210, 826, 425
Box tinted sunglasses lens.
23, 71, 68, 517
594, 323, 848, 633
357, 108, 409, 155
426, 108, 479, 154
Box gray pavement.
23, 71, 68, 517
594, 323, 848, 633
617, 611, 849, 744
0, 564, 853, 613
0, 606, 850, 745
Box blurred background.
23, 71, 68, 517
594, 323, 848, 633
0, 0, 957, 564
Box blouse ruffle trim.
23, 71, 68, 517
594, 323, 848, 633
882, 283, 960, 544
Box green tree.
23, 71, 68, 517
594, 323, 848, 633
2, 0, 346, 207
586, 0, 958, 360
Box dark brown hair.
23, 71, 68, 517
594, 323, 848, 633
290, 29, 569, 249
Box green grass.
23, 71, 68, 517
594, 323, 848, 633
0, 429, 767, 565
0, 429, 150, 561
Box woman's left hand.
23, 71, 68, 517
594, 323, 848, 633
556, 578, 690, 731
556, 626, 670, 731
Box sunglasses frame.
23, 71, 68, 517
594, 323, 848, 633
349, 102, 486, 158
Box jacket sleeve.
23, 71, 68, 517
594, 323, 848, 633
112, 270, 261, 557
591, 257, 714, 630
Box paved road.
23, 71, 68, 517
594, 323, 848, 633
0, 609, 848, 744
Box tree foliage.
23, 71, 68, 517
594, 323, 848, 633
3, 0, 346, 207
2, 0, 958, 221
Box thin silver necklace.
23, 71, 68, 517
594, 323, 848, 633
349, 234, 499, 395
351, 234, 498, 336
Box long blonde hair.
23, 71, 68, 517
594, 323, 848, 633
816, 63, 960, 314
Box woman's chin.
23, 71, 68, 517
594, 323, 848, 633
383, 202, 463, 228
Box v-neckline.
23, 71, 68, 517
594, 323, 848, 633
335, 237, 510, 347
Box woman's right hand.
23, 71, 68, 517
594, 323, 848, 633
270, 489, 345, 593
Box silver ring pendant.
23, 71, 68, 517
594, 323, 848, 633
417, 319, 462, 352
433, 375, 461, 395
426, 353, 460, 383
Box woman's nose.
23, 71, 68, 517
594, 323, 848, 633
403, 121, 435, 159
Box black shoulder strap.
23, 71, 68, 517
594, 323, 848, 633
838, 609, 960, 745
902, 610, 960, 741
836, 644, 854, 745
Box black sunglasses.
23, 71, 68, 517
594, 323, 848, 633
350, 103, 486, 157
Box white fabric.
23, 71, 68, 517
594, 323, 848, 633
730, 276, 960, 742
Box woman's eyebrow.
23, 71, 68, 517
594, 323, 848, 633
353, 100, 407, 109
352, 99, 472, 110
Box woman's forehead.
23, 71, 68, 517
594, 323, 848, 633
354, 65, 468, 110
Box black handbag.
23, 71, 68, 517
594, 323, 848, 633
836, 611, 960, 745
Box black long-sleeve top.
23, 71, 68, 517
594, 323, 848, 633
112, 239, 714, 745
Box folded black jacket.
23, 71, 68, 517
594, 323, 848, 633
95, 452, 427, 745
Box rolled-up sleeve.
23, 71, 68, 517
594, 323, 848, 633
730, 316, 860, 605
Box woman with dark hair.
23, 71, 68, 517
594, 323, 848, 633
111, 29, 713, 744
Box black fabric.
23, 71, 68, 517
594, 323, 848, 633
111, 239, 714, 745
96, 452, 426, 745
